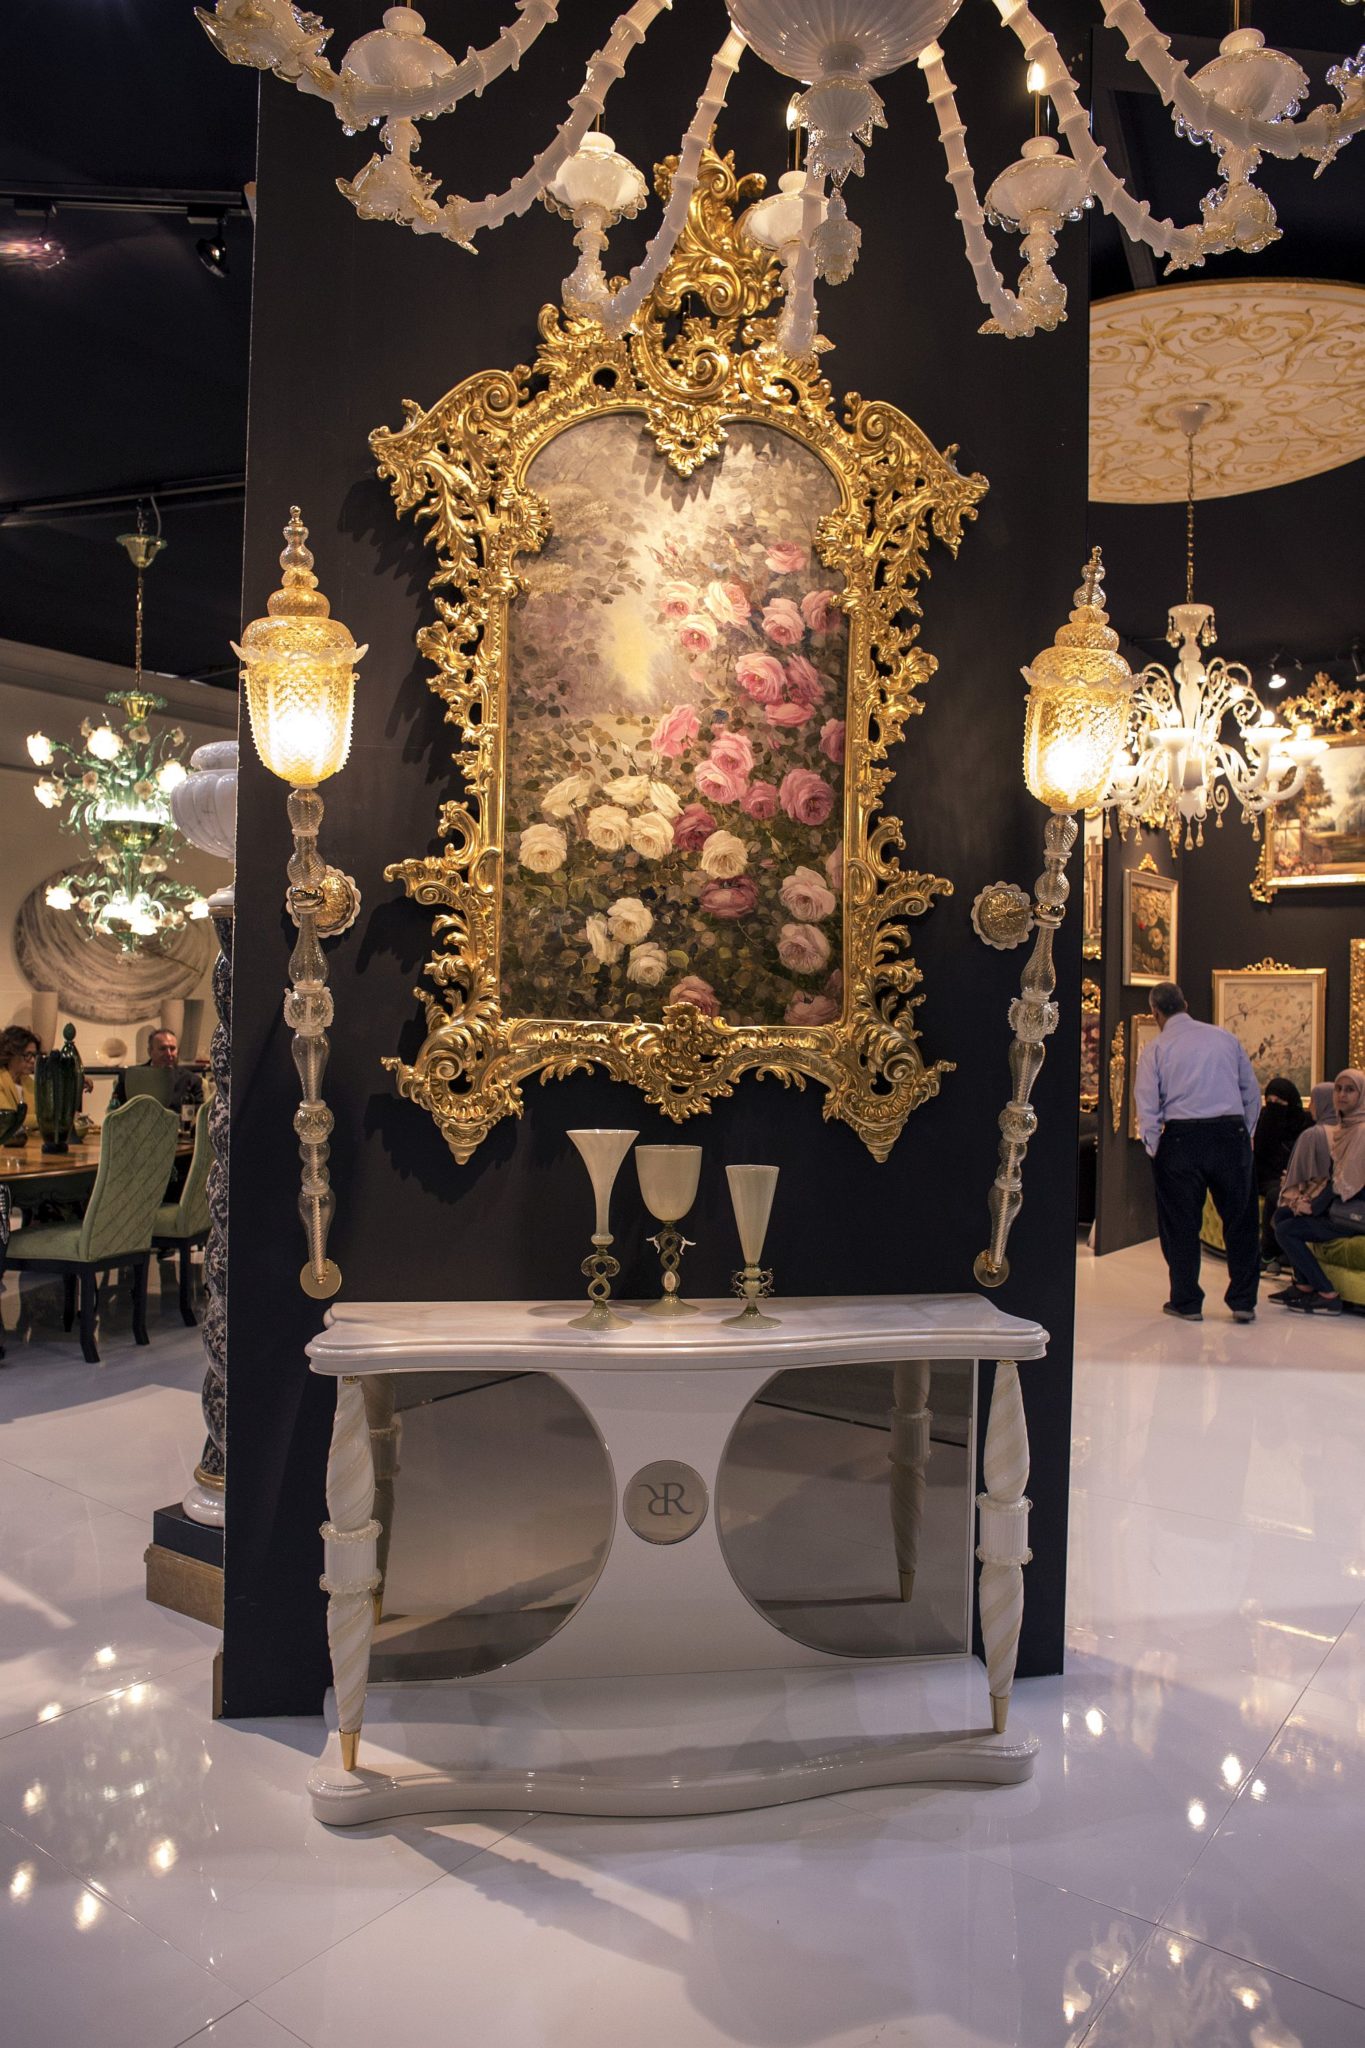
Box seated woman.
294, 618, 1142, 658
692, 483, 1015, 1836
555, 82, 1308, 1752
1273, 1069, 1365, 1314
1254, 1075, 1309, 1268
0, 1026, 39, 1122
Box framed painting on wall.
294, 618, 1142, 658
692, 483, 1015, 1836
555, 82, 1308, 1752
1212, 961, 1326, 1097
1128, 1010, 1160, 1140
1123, 866, 1177, 987
1079, 977, 1101, 1111
1254, 678, 1365, 899
1353, 938, 1365, 1069
1082, 812, 1103, 961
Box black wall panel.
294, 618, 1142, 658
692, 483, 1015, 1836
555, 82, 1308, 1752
224, 1, 1093, 1713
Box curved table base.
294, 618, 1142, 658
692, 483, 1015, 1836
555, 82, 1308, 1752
307, 1665, 1039, 1826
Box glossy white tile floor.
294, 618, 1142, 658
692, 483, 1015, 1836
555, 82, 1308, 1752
1, 1242, 1362, 2046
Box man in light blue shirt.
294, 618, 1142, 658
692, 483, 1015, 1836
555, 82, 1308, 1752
1134, 981, 1262, 1323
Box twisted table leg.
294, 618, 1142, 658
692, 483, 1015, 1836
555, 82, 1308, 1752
320, 1376, 381, 1772
889, 1361, 932, 1602
976, 1360, 1032, 1734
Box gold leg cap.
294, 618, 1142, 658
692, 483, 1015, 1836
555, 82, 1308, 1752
340, 1729, 361, 1773
990, 1694, 1009, 1736
898, 1570, 915, 1603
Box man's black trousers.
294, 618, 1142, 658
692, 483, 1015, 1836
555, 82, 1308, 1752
1152, 1116, 1260, 1315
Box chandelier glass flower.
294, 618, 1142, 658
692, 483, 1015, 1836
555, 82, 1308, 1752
28, 524, 209, 949
1102, 403, 1326, 848
196, 2, 1364, 354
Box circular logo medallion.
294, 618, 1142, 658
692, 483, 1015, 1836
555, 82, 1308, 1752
623, 1460, 709, 1545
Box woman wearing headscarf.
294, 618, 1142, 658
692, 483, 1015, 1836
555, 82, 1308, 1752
1253, 1076, 1309, 1264
1273, 1069, 1365, 1313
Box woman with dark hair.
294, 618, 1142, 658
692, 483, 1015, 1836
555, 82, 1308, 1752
0, 1025, 39, 1120
1253, 1076, 1309, 1267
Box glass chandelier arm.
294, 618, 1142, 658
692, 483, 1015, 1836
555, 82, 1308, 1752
600, 28, 747, 338
992, 2, 1203, 265
329, 0, 562, 128
772, 164, 830, 358
423, 0, 668, 247
1099, 0, 1365, 164
919, 43, 1032, 336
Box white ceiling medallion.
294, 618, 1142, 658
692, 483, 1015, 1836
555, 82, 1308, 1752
1089, 278, 1365, 504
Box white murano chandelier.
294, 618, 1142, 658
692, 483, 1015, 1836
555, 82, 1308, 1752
197, 2, 1365, 352
1102, 402, 1326, 848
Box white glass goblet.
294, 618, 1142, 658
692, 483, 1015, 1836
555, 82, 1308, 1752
722, 1163, 780, 1327
635, 1144, 703, 1316
567, 1128, 638, 1330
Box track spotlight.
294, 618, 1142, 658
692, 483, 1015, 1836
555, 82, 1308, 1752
196, 220, 228, 277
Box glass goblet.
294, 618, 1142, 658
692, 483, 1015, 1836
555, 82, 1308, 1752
566, 1128, 637, 1330
635, 1144, 703, 1316
722, 1163, 780, 1327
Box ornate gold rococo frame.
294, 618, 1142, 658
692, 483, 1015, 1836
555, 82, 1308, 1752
372, 150, 987, 1164
1253, 674, 1365, 902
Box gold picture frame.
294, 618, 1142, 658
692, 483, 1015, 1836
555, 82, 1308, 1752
1254, 676, 1365, 899
1079, 976, 1101, 1112
1128, 1010, 1160, 1139
372, 150, 987, 1163
1212, 959, 1327, 1096
1352, 938, 1365, 1069
1122, 864, 1178, 987
1081, 810, 1103, 961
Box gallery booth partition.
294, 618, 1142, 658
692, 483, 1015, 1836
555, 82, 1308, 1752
223, 0, 1094, 1719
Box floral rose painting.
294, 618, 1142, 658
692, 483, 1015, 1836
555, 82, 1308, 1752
502, 415, 848, 1025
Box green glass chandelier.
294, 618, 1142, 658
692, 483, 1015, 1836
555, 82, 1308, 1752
27, 521, 209, 951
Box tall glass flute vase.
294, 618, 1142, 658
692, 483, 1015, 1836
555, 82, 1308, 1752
723, 1164, 780, 1327
635, 1144, 703, 1316
567, 1128, 638, 1330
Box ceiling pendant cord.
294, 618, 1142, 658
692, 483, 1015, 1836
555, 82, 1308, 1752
1185, 428, 1197, 607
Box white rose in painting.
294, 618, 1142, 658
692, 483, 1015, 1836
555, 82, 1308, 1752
698, 829, 748, 880
648, 780, 682, 820
583, 914, 622, 966
779, 865, 836, 922
518, 822, 568, 873
604, 774, 652, 809
541, 771, 594, 819
586, 804, 631, 852
629, 811, 674, 860
626, 941, 669, 987
609, 896, 654, 944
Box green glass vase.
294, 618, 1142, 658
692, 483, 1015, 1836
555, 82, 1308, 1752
34, 1023, 84, 1155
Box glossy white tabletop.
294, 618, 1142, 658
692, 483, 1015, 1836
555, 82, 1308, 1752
307, 1294, 1049, 1376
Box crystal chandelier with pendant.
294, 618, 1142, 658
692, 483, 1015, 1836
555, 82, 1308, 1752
27, 520, 210, 950
1102, 403, 1326, 848
196, 2, 1365, 353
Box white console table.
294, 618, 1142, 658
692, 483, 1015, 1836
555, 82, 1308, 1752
305, 1294, 1047, 1824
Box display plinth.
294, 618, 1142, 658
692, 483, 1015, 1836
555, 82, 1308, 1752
306, 1295, 1047, 1825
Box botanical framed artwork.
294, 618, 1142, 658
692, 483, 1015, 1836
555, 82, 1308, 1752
1211, 960, 1327, 1097
1079, 977, 1101, 1112
1254, 677, 1365, 899
1128, 1011, 1160, 1140
1122, 864, 1178, 987
373, 150, 987, 1163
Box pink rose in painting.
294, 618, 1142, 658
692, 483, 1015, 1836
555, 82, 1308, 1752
825, 968, 844, 1002
766, 700, 815, 730
670, 975, 721, 1016
694, 756, 748, 806
778, 922, 831, 975
703, 579, 750, 628
650, 703, 701, 758
780, 767, 835, 826
699, 876, 759, 920
742, 780, 779, 820
801, 588, 838, 632
785, 992, 838, 1025
819, 718, 845, 765
736, 652, 788, 704
672, 803, 716, 851
784, 655, 825, 706
766, 542, 808, 575
659, 579, 696, 620
709, 730, 755, 780
762, 597, 805, 647
826, 841, 844, 892
780, 866, 836, 922
677, 613, 718, 656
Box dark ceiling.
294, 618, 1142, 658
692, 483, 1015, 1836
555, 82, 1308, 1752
0, 1, 1361, 689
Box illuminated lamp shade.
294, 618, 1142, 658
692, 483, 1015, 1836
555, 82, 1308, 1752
1022, 548, 1133, 812
234, 508, 365, 788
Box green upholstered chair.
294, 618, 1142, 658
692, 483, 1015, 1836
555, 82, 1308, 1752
7, 1096, 180, 1364
152, 1097, 211, 1326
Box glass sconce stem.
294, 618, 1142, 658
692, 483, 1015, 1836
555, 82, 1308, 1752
285, 784, 343, 1299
